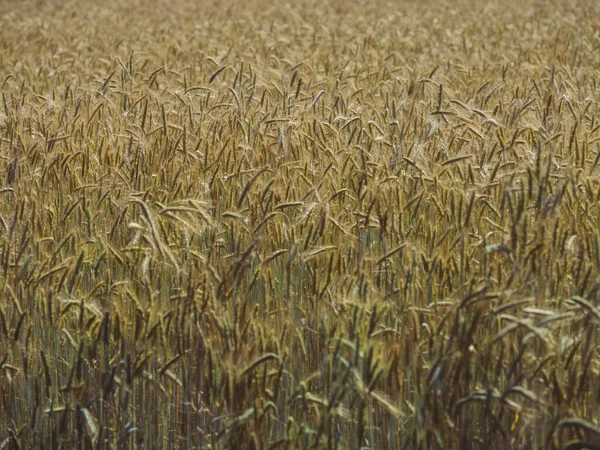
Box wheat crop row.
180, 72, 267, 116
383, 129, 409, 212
2, 0, 600, 448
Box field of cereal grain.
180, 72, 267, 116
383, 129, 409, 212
2, 0, 600, 448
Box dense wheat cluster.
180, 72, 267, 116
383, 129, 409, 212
2, 0, 600, 448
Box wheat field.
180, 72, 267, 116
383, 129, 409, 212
2, 0, 600, 448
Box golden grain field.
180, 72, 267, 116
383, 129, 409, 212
2, 0, 600, 448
